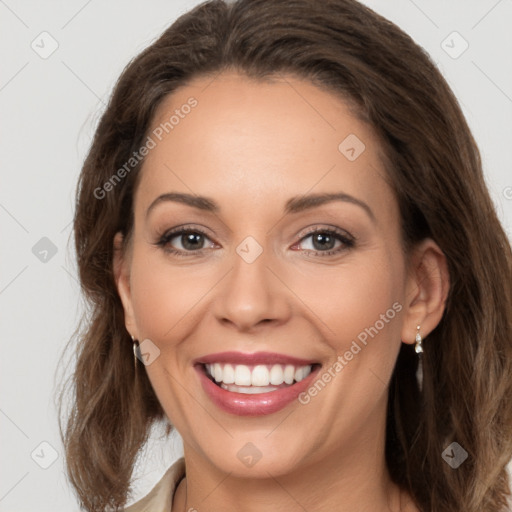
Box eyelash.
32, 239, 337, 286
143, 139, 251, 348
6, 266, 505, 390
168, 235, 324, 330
154, 225, 355, 258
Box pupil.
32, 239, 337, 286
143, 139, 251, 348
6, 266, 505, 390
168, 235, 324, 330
183, 233, 203, 250
313, 233, 334, 251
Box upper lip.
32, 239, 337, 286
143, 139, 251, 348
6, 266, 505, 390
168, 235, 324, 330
194, 351, 319, 366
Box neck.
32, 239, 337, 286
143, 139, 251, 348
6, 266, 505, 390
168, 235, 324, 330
173, 417, 413, 512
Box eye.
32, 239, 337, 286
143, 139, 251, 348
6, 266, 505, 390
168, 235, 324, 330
154, 225, 355, 258
154, 226, 216, 256
294, 227, 355, 256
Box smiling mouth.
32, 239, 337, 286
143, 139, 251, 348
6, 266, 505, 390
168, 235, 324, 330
201, 362, 321, 394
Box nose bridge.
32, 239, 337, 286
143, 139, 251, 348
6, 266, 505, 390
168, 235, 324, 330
213, 235, 291, 330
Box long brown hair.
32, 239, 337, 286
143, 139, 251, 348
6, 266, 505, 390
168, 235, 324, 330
58, 0, 512, 510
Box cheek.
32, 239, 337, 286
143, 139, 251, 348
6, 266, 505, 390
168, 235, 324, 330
129, 250, 212, 342
291, 255, 403, 351
346, 265, 401, 343
334, 258, 405, 399
127, 251, 207, 425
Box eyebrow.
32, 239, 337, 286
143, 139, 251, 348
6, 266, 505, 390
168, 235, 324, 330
285, 192, 375, 221
146, 192, 375, 221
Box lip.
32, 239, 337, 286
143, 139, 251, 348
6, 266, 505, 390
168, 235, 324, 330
194, 351, 318, 366
194, 357, 321, 416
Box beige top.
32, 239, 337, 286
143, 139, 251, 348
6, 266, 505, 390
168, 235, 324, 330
125, 458, 186, 512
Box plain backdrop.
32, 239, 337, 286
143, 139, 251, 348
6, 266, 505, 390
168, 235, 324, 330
1, 1, 511, 510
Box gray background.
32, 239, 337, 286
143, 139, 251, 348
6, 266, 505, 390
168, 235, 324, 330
1, 0, 511, 510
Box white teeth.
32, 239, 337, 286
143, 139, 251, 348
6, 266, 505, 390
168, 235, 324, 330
214, 363, 223, 382
251, 365, 269, 386
205, 362, 314, 388
222, 364, 235, 384
220, 383, 279, 394
284, 365, 295, 384
234, 365, 252, 386
295, 365, 311, 382
269, 364, 284, 385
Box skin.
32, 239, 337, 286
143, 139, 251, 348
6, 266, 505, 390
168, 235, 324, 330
114, 71, 449, 512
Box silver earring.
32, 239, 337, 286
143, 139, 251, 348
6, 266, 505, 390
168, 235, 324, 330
414, 325, 423, 354
415, 326, 423, 391
131, 335, 140, 366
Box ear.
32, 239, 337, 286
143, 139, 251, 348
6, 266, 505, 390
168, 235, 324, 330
113, 231, 139, 339
401, 238, 450, 345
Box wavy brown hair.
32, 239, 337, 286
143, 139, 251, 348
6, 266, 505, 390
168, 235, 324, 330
58, 0, 512, 510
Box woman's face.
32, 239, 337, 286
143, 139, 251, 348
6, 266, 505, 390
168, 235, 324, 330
115, 72, 423, 478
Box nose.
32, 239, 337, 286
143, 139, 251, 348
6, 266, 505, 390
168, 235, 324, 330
212, 245, 292, 333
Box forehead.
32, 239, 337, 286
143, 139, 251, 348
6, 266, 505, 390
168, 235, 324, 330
135, 71, 393, 220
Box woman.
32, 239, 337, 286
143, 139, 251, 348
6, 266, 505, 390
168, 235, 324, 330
59, 0, 512, 511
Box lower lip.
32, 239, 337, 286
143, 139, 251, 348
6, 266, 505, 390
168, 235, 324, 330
196, 365, 320, 416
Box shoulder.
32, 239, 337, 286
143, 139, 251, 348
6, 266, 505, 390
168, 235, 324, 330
124, 457, 186, 512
